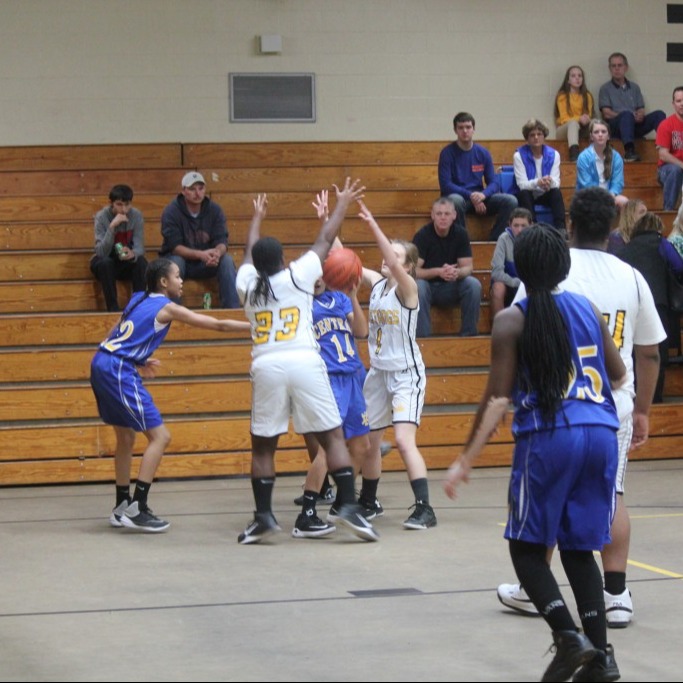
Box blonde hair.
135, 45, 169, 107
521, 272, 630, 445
617, 199, 647, 243
671, 203, 683, 239
391, 239, 418, 278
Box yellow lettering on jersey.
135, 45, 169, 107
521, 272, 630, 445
274, 306, 300, 342
102, 320, 134, 352
602, 310, 626, 350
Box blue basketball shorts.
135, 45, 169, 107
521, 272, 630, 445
505, 424, 618, 551
90, 352, 163, 432
328, 369, 370, 440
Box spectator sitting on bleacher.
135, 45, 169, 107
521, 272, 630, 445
598, 52, 666, 163
576, 119, 629, 210
438, 111, 518, 241
668, 202, 683, 259
490, 208, 532, 319
656, 86, 683, 210
512, 119, 566, 234
90, 184, 148, 312
412, 197, 482, 337
159, 171, 239, 308
617, 211, 683, 402
554, 65, 595, 162
607, 198, 647, 254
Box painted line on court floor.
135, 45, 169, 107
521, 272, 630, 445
626, 559, 683, 578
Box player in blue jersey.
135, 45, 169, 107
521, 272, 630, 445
90, 258, 250, 533
444, 225, 626, 682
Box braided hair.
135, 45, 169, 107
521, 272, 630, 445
513, 224, 572, 425
249, 236, 284, 307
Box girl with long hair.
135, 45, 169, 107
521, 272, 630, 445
554, 65, 595, 161
90, 258, 251, 532
445, 225, 626, 682
576, 119, 629, 210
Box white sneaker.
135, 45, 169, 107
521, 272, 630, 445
496, 583, 539, 615
109, 500, 129, 528
604, 588, 633, 628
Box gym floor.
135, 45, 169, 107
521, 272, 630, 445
2, 460, 681, 682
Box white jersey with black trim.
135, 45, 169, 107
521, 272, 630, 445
237, 249, 321, 358
516, 247, 666, 420
367, 278, 424, 372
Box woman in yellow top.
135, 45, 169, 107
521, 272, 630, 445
555, 65, 595, 161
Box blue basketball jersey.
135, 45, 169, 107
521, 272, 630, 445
98, 292, 172, 364
513, 290, 619, 434
312, 290, 364, 375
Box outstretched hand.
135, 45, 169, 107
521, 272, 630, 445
333, 177, 365, 207
357, 199, 377, 226
443, 459, 471, 500
253, 193, 268, 218
312, 190, 329, 222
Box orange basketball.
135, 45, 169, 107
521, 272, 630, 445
322, 248, 363, 292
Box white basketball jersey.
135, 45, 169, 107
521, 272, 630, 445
367, 278, 424, 372
237, 249, 321, 358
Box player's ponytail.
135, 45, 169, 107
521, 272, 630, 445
118, 257, 171, 322
250, 237, 284, 306
513, 225, 573, 425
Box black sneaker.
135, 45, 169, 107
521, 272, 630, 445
403, 502, 437, 530
334, 503, 379, 541
293, 486, 335, 506
569, 145, 580, 162
541, 631, 598, 682
358, 496, 384, 520
238, 511, 282, 545
624, 149, 640, 162
572, 644, 620, 682
120, 501, 170, 533
291, 510, 336, 538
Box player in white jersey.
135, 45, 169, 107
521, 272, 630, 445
235, 181, 378, 545
356, 201, 436, 530
498, 187, 665, 632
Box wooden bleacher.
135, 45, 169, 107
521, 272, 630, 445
0, 140, 681, 487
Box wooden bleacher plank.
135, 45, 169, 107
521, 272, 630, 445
0, 372, 487, 422
0, 337, 491, 383
0, 243, 495, 282
0, 144, 182, 171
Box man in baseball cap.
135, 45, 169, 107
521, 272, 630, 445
159, 171, 239, 308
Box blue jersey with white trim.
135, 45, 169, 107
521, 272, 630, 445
513, 290, 619, 434
98, 292, 172, 364
312, 290, 363, 375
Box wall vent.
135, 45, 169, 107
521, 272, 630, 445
229, 73, 315, 122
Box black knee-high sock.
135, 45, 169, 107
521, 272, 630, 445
251, 477, 275, 514
320, 474, 332, 494
561, 549, 607, 650
330, 466, 355, 505
132, 480, 151, 509
509, 539, 577, 633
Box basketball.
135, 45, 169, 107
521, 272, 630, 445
322, 248, 363, 292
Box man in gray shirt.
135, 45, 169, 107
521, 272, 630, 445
90, 184, 147, 312
598, 52, 665, 162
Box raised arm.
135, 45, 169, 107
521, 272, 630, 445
311, 178, 365, 262
358, 200, 417, 307
241, 194, 268, 266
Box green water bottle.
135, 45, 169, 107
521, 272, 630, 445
203, 292, 212, 309
114, 242, 125, 259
